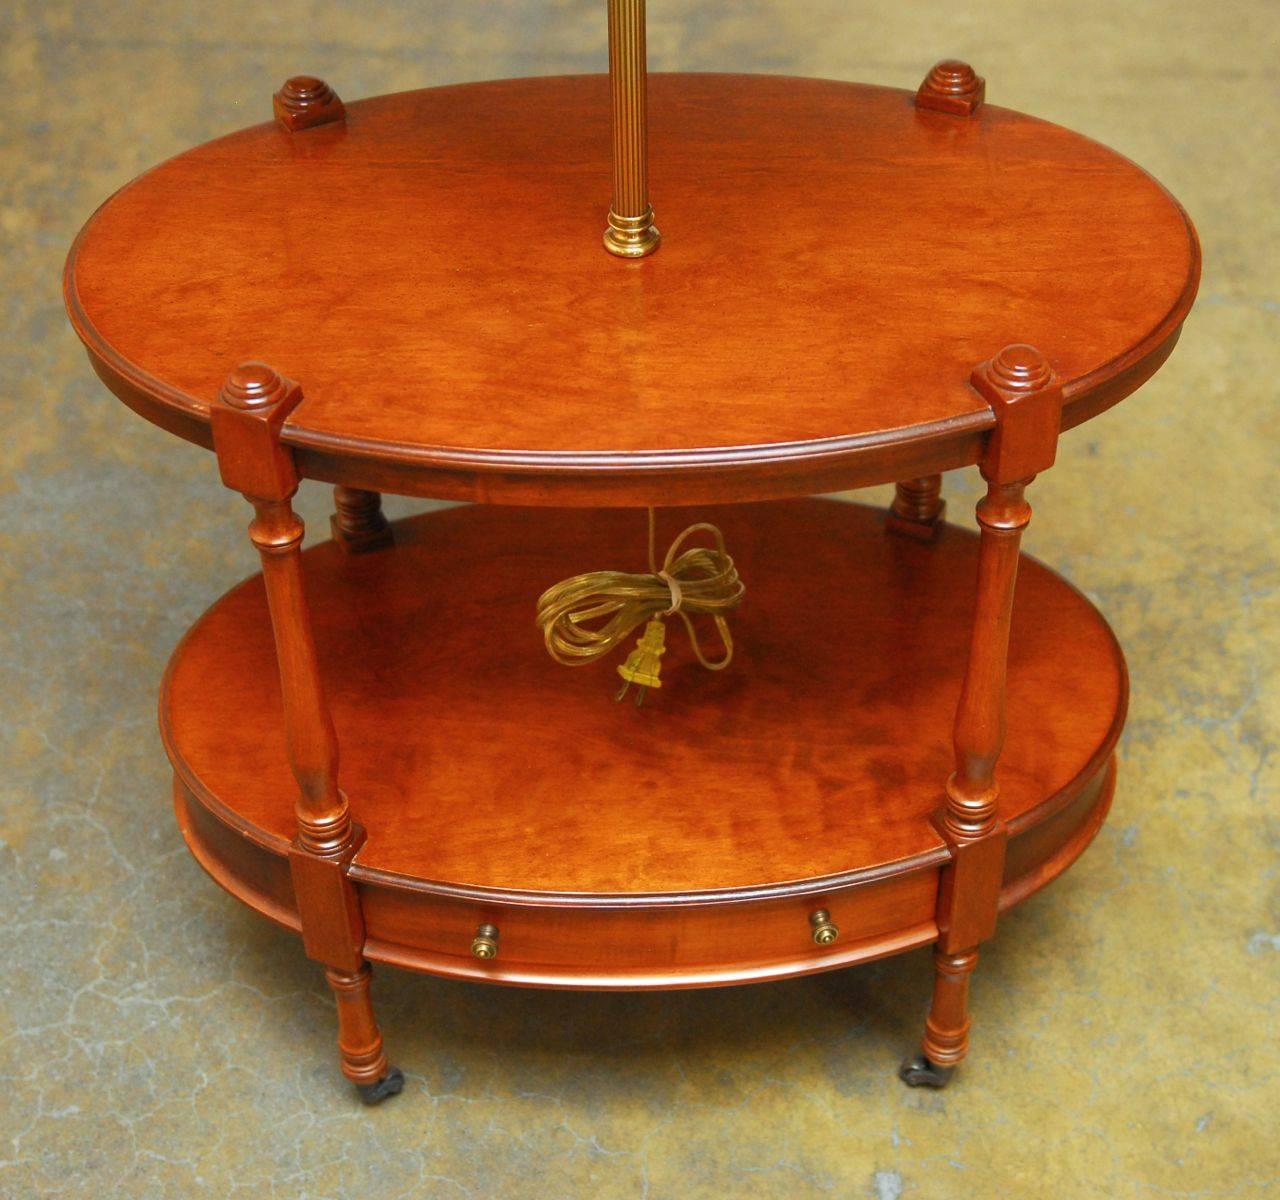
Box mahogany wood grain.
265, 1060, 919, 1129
174, 778, 298, 931
362, 871, 940, 981
172, 758, 1115, 990
64, 61, 1196, 1088
288, 845, 365, 973
999, 759, 1115, 911
64, 73, 1199, 507
162, 500, 1125, 893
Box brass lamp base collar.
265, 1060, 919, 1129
604, 207, 662, 258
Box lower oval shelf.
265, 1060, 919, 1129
164, 499, 1126, 988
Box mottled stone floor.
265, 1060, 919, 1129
2, 2, 1276, 1197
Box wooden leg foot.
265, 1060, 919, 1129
898, 1053, 954, 1088
325, 964, 400, 1102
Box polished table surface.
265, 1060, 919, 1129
62, 67, 1195, 1096
65, 73, 1199, 505
163, 501, 1125, 896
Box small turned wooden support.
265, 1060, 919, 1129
212, 363, 353, 858
249, 500, 353, 857
212, 362, 398, 1102
916, 60, 985, 117
212, 363, 357, 860
274, 76, 345, 132
906, 345, 1062, 1086
331, 486, 393, 554
886, 475, 946, 542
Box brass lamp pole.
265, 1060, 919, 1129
603, 0, 661, 257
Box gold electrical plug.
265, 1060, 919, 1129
616, 618, 667, 706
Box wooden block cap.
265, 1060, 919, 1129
970, 345, 1063, 483
916, 60, 985, 116
212, 362, 304, 498
274, 76, 345, 131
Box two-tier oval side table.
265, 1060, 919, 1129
64, 66, 1199, 1101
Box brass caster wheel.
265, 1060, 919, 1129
356, 1066, 405, 1105
898, 1054, 954, 1089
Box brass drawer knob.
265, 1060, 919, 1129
810, 909, 839, 946
471, 923, 499, 960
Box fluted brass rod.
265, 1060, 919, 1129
604, 0, 661, 257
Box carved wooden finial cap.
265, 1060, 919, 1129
220, 361, 289, 410
273, 76, 345, 132
970, 344, 1062, 483
916, 60, 986, 116
212, 363, 304, 497
988, 344, 1053, 393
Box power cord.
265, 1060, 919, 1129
535, 509, 746, 704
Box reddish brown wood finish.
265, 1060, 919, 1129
161, 500, 1125, 989
214, 364, 354, 858
210, 362, 303, 500
886, 476, 945, 542
172, 758, 1116, 989
65, 68, 1198, 1088
921, 948, 979, 1065
288, 844, 365, 971
210, 362, 394, 1092
273, 76, 345, 132
916, 60, 985, 116
1000, 759, 1116, 910
330, 486, 393, 554
971, 344, 1065, 485
325, 965, 391, 1086
912, 346, 1064, 1072
64, 73, 1199, 507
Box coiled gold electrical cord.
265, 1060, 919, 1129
535, 509, 746, 703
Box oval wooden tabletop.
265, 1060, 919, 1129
66, 73, 1199, 506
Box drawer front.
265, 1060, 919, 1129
358, 870, 941, 989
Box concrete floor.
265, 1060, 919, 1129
2, 1, 1277, 1196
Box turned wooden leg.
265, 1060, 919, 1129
900, 479, 1026, 1088
886, 475, 946, 542
900, 947, 978, 1087
211, 363, 401, 1103
327, 965, 404, 1104
331, 485, 393, 554
901, 345, 1064, 1087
